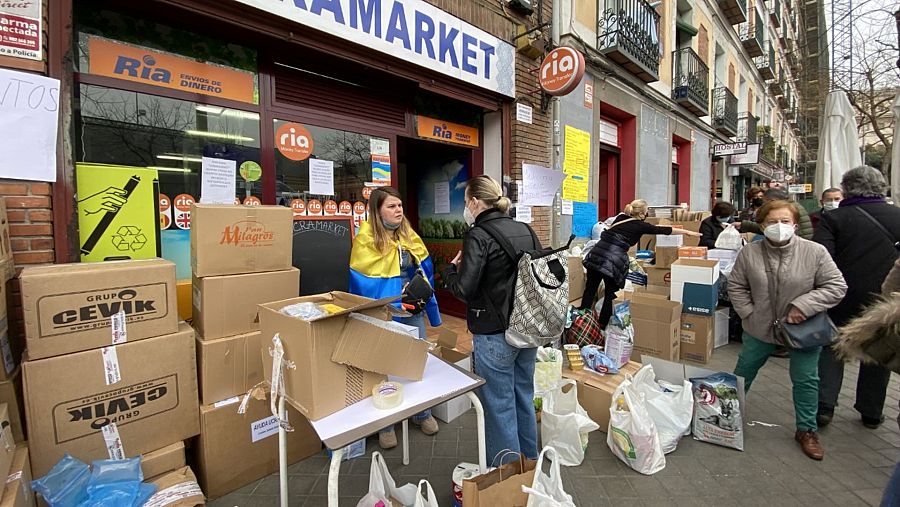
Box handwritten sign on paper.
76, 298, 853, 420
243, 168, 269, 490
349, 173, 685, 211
309, 159, 335, 196
521, 163, 565, 206
562, 126, 590, 202
200, 157, 236, 204
573, 201, 598, 238
0, 68, 59, 182
514, 204, 532, 223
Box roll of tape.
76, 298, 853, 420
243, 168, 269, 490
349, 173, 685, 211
372, 382, 404, 410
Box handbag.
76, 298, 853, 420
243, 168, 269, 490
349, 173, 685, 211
400, 249, 433, 315
761, 246, 837, 349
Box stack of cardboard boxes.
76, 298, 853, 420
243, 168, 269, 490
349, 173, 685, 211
19, 259, 198, 481
189, 204, 321, 499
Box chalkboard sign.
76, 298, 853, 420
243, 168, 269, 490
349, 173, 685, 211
292, 217, 354, 296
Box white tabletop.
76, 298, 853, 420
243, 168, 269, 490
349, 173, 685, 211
310, 354, 483, 449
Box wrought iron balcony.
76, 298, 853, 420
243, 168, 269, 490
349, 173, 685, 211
769, 68, 785, 96
769, 0, 781, 26
597, 0, 662, 83
737, 113, 758, 143
712, 87, 739, 137
755, 41, 775, 80
672, 48, 709, 117
718, 0, 747, 24
739, 10, 764, 57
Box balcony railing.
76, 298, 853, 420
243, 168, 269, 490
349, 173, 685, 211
712, 87, 739, 137
739, 10, 764, 57
737, 113, 758, 143
755, 41, 775, 79
769, 0, 781, 26
718, 0, 747, 24
769, 68, 785, 96
597, 0, 662, 83
672, 48, 709, 117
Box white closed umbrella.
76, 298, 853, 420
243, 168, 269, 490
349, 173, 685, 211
891, 92, 900, 202
817, 90, 863, 194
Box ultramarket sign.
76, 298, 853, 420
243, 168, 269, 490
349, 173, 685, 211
233, 0, 515, 97
0, 0, 41, 61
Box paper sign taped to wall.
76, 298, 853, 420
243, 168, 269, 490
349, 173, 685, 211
0, 68, 59, 182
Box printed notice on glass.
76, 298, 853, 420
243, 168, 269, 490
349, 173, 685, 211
434, 181, 451, 214
309, 159, 335, 196
0, 68, 59, 182
516, 103, 533, 124
515, 205, 532, 224
0, 1, 41, 60
370, 138, 390, 156
521, 163, 565, 206
562, 126, 590, 202
200, 157, 236, 204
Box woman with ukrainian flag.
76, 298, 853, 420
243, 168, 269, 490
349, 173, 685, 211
349, 186, 443, 449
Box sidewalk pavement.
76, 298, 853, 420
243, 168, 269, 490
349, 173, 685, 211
209, 339, 900, 506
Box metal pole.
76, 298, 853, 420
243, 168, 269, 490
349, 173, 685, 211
550, 0, 562, 247
278, 396, 288, 507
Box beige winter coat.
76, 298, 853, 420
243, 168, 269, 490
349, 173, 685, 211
728, 236, 847, 344
883, 257, 900, 296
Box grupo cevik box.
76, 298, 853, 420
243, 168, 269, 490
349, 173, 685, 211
19, 259, 178, 360
23, 323, 200, 476
191, 204, 293, 277
192, 268, 299, 340
258, 292, 428, 421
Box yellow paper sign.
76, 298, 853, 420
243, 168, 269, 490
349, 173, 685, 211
76, 164, 160, 262
562, 125, 590, 202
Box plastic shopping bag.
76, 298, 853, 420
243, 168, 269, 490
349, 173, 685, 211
691, 372, 744, 451
541, 380, 600, 466
607, 379, 666, 475
534, 347, 564, 396
356, 452, 418, 507
412, 480, 440, 507
715, 224, 743, 250
522, 447, 576, 507
630, 365, 693, 454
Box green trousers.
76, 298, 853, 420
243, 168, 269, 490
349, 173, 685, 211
734, 331, 822, 432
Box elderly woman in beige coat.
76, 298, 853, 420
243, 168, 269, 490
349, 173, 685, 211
729, 200, 847, 461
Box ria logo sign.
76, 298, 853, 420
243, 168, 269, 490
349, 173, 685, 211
539, 47, 586, 96
114, 55, 170, 83
275, 123, 314, 161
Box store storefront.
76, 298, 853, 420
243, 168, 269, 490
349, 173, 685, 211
68, 0, 515, 303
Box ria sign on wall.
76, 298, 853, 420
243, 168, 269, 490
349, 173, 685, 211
234, 0, 515, 98
539, 46, 585, 96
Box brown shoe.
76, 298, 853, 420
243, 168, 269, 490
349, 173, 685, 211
414, 416, 440, 436
378, 429, 397, 449
795, 430, 824, 460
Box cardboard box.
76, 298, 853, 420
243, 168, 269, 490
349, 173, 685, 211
715, 308, 730, 348
429, 330, 472, 423
191, 204, 293, 277
0, 321, 15, 383
654, 247, 679, 269
677, 220, 703, 247
671, 259, 720, 286
680, 314, 715, 364
707, 249, 739, 269
671, 280, 720, 316
656, 234, 683, 248
0, 405, 14, 490
0, 446, 32, 507
630, 296, 682, 361
644, 267, 671, 288
567, 256, 585, 303
637, 218, 673, 251
148, 467, 205, 506
640, 355, 746, 417
0, 200, 15, 283
259, 292, 428, 421
676, 246, 708, 259
194, 395, 321, 499
20, 259, 179, 360
193, 269, 299, 340
561, 361, 642, 432
0, 369, 24, 443
634, 284, 670, 298
142, 442, 187, 481
176, 281, 192, 322
23, 323, 201, 476
196, 332, 263, 406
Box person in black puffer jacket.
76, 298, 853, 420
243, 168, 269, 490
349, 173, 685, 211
442, 175, 542, 464
580, 199, 700, 326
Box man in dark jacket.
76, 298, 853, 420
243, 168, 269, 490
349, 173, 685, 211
742, 187, 814, 239
815, 166, 900, 429
809, 187, 843, 230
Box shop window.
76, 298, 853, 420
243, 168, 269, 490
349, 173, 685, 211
76, 84, 262, 205
273, 119, 390, 220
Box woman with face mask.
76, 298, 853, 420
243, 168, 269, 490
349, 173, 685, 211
728, 200, 847, 461
699, 201, 750, 249
349, 186, 442, 449
739, 186, 766, 222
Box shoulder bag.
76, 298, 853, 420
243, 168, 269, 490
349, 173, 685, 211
400, 248, 433, 315
855, 207, 900, 251
761, 245, 837, 350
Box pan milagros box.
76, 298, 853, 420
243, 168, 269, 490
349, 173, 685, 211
191, 204, 293, 277
19, 259, 178, 360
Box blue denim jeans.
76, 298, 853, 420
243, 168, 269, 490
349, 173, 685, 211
473, 332, 538, 462
380, 313, 431, 435
882, 462, 900, 506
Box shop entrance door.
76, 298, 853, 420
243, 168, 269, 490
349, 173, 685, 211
598, 145, 621, 218
397, 137, 476, 319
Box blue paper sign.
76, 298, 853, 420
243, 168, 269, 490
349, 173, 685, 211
572, 202, 598, 238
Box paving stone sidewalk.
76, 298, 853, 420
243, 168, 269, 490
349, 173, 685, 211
210, 341, 900, 506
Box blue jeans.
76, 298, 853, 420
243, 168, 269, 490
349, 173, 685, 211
380, 313, 431, 435
473, 333, 538, 462
883, 462, 900, 506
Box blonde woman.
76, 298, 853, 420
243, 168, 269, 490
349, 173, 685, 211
580, 199, 700, 326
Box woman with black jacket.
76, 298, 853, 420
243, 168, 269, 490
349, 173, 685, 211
442, 175, 541, 463
699, 201, 749, 248
580, 199, 700, 326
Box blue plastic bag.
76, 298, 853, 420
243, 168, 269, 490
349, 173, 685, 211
32, 455, 90, 507
88, 458, 143, 493
77, 483, 140, 507
580, 345, 619, 374
131, 484, 157, 507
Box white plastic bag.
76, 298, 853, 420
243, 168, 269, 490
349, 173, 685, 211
541, 380, 600, 466
715, 224, 743, 250
356, 452, 418, 507
412, 480, 439, 507
523, 447, 576, 507
607, 379, 666, 475
630, 365, 693, 454
534, 347, 564, 396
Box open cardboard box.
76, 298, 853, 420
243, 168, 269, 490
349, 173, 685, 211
562, 361, 642, 432
428, 330, 472, 423
258, 292, 429, 421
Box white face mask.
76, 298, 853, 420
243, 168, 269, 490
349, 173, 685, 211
823, 201, 840, 211
764, 223, 795, 243
463, 201, 476, 226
